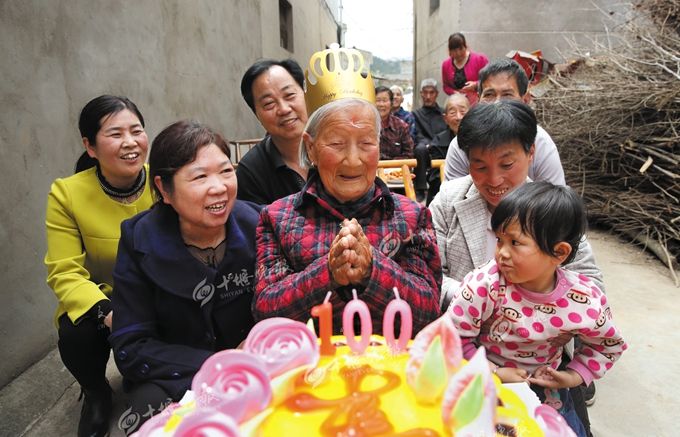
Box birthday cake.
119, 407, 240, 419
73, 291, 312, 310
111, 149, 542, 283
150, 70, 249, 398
132, 313, 575, 437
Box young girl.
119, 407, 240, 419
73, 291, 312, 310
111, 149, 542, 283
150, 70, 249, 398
448, 181, 626, 436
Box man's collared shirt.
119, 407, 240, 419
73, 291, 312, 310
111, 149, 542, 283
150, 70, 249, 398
236, 135, 306, 205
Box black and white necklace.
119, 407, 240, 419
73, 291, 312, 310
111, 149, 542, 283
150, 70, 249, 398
96, 165, 146, 199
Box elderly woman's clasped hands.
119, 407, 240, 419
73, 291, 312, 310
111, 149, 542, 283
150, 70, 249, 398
328, 218, 373, 286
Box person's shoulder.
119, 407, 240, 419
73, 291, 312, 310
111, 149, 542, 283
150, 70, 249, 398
234, 137, 269, 169
123, 206, 154, 228
535, 125, 555, 145
261, 191, 299, 217
48, 168, 106, 210
391, 192, 422, 211
390, 114, 409, 130
561, 267, 603, 298
232, 199, 263, 220
119, 207, 156, 246
434, 129, 452, 144
439, 175, 473, 199
472, 50, 489, 63
51, 167, 97, 191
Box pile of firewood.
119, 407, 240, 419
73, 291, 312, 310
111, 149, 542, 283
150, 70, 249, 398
534, 0, 680, 283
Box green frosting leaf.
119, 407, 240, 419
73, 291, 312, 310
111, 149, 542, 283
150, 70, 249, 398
414, 336, 447, 404
451, 374, 483, 430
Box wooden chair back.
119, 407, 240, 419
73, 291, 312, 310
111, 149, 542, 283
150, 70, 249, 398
377, 159, 417, 200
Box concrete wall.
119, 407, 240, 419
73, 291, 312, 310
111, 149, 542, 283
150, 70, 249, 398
414, 0, 628, 107
260, 0, 340, 72
0, 0, 339, 389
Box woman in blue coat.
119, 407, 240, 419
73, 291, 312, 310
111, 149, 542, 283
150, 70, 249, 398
109, 120, 260, 433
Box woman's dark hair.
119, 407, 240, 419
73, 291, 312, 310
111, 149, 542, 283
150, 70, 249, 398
374, 86, 394, 103
448, 32, 467, 51
240, 59, 305, 113
457, 100, 537, 156
75, 95, 145, 173
149, 120, 231, 203
491, 181, 587, 265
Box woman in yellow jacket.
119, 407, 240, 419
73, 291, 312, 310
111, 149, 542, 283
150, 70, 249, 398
45, 95, 153, 437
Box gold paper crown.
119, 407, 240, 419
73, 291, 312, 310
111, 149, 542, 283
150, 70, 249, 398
304, 45, 376, 115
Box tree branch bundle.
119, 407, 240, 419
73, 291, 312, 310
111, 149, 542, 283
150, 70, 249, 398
534, 0, 680, 281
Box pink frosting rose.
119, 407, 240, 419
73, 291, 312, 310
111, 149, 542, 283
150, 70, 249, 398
191, 350, 271, 423
243, 317, 319, 377
173, 409, 241, 437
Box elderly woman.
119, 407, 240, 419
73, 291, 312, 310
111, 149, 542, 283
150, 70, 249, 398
430, 100, 604, 311
45, 95, 152, 437
253, 97, 442, 335
109, 121, 260, 431
375, 85, 414, 160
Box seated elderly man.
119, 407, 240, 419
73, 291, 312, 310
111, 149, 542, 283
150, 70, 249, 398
413, 78, 447, 203
254, 47, 442, 336
426, 93, 469, 204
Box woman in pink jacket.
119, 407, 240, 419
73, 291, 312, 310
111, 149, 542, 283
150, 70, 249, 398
441, 32, 488, 105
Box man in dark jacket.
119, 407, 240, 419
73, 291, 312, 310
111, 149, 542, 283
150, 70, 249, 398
412, 78, 447, 202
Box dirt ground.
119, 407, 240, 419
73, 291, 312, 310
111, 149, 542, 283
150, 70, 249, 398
586, 229, 679, 436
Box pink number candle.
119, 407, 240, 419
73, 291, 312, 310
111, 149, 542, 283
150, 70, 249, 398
383, 287, 413, 352
311, 291, 336, 356
343, 289, 372, 354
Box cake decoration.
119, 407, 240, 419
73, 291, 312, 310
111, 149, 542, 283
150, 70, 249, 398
406, 315, 462, 404
442, 347, 496, 436
132, 300, 577, 436
190, 350, 271, 423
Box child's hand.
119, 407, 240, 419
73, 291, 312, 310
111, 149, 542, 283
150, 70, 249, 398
528, 366, 584, 389
548, 331, 573, 347
496, 367, 530, 383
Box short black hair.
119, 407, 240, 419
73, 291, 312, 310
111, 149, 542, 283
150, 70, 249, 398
477, 58, 529, 97
456, 100, 537, 156
448, 33, 467, 50
491, 181, 587, 265
374, 86, 393, 103
240, 59, 305, 113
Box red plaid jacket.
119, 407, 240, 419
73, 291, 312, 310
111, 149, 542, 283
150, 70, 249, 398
254, 174, 442, 336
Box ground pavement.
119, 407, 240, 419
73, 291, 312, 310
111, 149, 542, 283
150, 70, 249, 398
1, 229, 677, 436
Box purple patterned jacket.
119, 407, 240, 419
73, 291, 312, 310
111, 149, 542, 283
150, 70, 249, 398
254, 173, 442, 336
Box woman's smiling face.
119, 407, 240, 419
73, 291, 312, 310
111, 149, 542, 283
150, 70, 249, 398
158, 143, 237, 238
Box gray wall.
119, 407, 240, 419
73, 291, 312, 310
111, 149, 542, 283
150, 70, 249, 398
0, 0, 338, 389
414, 0, 627, 107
